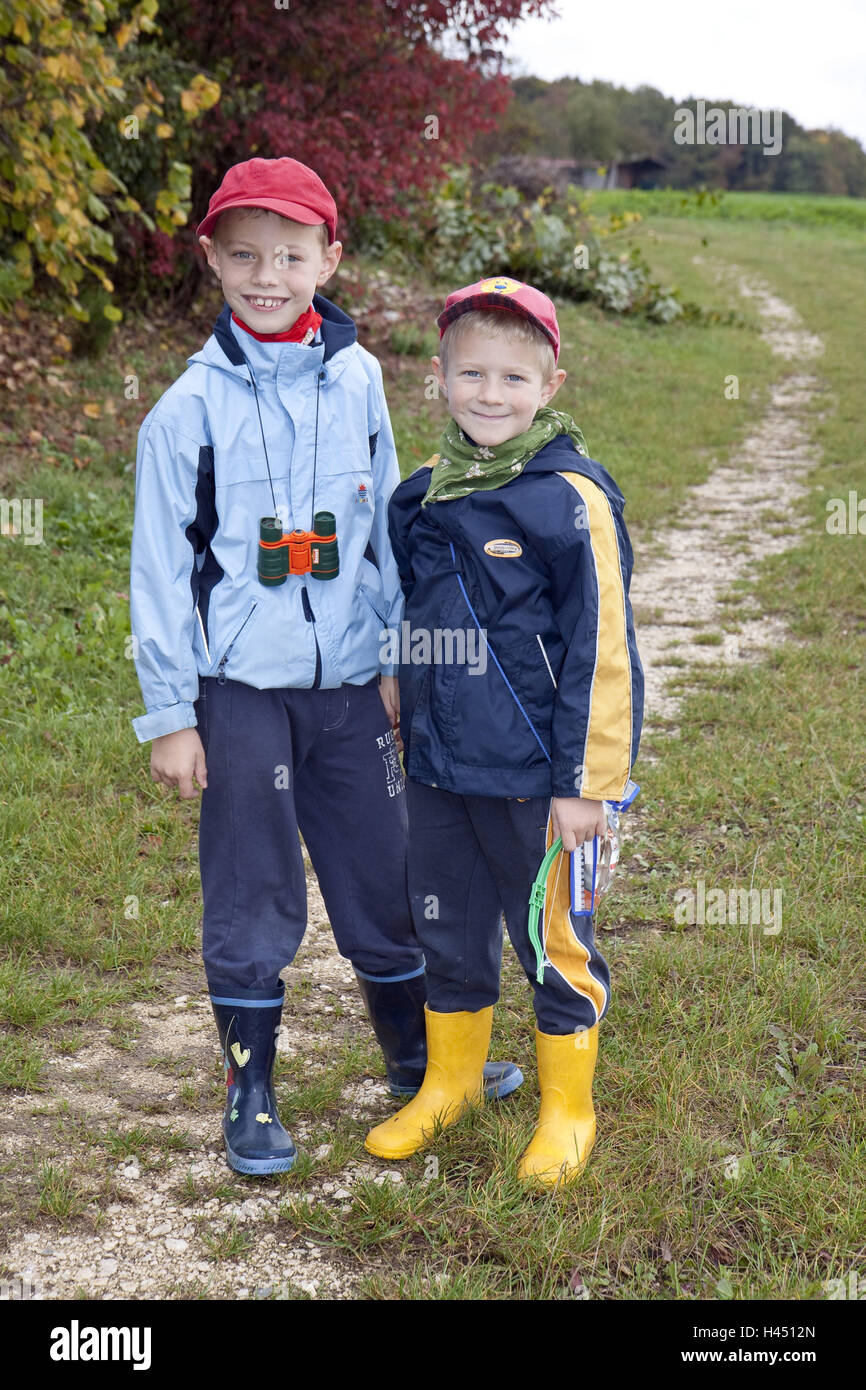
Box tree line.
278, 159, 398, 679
475, 76, 866, 196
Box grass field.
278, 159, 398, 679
1, 195, 864, 1300
587, 186, 866, 230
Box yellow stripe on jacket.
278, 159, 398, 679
541, 818, 608, 1016
557, 471, 634, 802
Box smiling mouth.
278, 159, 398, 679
245, 296, 289, 310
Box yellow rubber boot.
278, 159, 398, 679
517, 1025, 598, 1186
365, 1005, 492, 1160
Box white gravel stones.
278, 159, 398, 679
630, 263, 824, 734
10, 869, 390, 1300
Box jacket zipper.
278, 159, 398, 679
302, 368, 326, 688
217, 603, 258, 685
301, 585, 322, 688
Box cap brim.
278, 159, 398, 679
197, 197, 331, 241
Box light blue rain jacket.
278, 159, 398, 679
130, 297, 404, 743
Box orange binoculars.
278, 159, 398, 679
258, 512, 339, 585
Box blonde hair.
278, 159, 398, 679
438, 309, 556, 380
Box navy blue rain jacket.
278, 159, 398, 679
387, 435, 644, 800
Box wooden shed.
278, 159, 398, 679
485, 155, 666, 195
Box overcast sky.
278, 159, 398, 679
501, 0, 866, 149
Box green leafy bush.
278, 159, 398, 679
0, 0, 218, 326
356, 167, 696, 323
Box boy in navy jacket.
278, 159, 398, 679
365, 277, 643, 1185
129, 163, 519, 1177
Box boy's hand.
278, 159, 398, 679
551, 795, 605, 852
150, 728, 208, 799
378, 674, 403, 754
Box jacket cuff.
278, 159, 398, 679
551, 760, 631, 801
551, 780, 631, 800
132, 702, 198, 744
551, 759, 584, 799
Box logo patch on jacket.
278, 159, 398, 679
483, 538, 523, 558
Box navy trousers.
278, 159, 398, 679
195, 675, 424, 996
407, 780, 610, 1034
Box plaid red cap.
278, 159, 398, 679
437, 276, 560, 361
197, 157, 337, 243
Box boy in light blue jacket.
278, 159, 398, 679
129, 159, 519, 1176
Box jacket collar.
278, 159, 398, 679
212, 293, 357, 367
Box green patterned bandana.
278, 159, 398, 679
421, 407, 588, 506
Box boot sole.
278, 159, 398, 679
364, 1133, 431, 1160
389, 1064, 524, 1101
517, 1157, 589, 1186
485, 1064, 523, 1100
225, 1143, 296, 1176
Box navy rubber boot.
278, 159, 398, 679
209, 984, 296, 1176
353, 969, 523, 1100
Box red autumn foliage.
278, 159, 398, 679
158, 0, 557, 229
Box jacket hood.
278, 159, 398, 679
520, 434, 626, 511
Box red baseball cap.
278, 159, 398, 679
437, 276, 560, 361
197, 157, 337, 243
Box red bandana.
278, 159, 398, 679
231, 304, 323, 343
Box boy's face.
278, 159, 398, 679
432, 326, 566, 448
199, 209, 342, 333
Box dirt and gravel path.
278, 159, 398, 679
630, 262, 823, 735
2, 267, 825, 1302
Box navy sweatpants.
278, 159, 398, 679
194, 675, 424, 996
407, 781, 610, 1035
